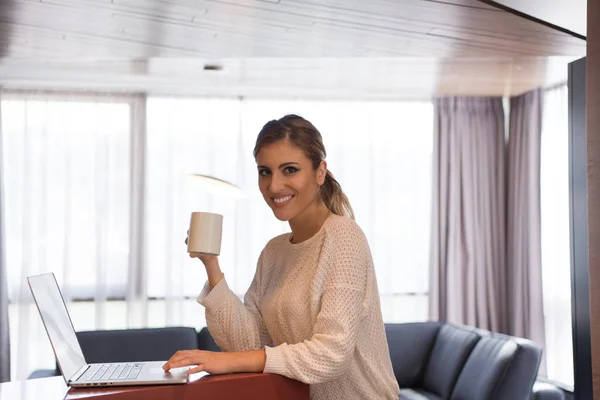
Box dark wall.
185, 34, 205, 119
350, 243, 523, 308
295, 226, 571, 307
569, 57, 593, 400
586, 0, 600, 398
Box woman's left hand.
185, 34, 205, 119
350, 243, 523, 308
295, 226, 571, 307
162, 350, 236, 375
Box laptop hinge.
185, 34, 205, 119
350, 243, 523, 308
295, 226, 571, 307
70, 364, 90, 383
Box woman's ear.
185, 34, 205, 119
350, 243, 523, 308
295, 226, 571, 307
317, 160, 327, 186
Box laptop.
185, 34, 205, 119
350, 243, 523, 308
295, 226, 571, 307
27, 272, 189, 387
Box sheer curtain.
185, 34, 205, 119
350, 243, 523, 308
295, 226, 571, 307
144, 98, 434, 326
2, 95, 433, 380
0, 89, 10, 383
540, 84, 573, 388
1, 93, 134, 380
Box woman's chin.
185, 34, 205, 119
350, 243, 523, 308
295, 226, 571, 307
272, 209, 292, 222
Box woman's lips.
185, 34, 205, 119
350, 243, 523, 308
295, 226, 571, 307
272, 194, 294, 208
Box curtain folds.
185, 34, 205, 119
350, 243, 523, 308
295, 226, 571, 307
429, 96, 508, 333
430, 90, 547, 373
507, 89, 546, 372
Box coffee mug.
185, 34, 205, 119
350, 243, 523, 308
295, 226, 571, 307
187, 212, 223, 256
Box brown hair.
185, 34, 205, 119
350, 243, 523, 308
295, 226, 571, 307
253, 114, 355, 220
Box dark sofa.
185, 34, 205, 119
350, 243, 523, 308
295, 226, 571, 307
27, 326, 220, 379
387, 322, 563, 400
28, 323, 564, 400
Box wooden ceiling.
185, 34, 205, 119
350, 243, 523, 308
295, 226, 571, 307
0, 0, 587, 98
0, 0, 585, 57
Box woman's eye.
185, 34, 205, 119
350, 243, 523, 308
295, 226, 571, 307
258, 169, 271, 177
284, 167, 298, 174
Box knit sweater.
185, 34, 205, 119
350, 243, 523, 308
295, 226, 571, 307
197, 214, 400, 400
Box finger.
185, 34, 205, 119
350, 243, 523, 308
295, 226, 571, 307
163, 359, 183, 371
163, 351, 196, 370
187, 364, 206, 375
166, 358, 198, 369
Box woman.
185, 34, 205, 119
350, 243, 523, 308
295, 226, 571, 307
163, 114, 400, 399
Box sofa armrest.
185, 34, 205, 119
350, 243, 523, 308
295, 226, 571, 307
491, 337, 542, 400
531, 381, 565, 400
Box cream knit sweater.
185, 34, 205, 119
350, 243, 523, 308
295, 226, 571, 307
197, 214, 400, 400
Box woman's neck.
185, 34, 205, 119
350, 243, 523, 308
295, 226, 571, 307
288, 202, 331, 244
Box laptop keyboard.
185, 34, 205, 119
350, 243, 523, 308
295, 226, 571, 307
79, 363, 144, 381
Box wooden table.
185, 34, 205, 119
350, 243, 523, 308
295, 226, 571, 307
0, 373, 309, 400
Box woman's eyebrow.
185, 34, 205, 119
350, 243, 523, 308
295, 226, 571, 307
257, 162, 300, 169
278, 162, 300, 168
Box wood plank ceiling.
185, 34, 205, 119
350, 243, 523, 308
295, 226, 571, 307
0, 0, 587, 98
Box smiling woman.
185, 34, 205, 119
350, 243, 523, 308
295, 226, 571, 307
144, 97, 433, 327
1, 96, 433, 381
165, 114, 401, 400
254, 115, 354, 230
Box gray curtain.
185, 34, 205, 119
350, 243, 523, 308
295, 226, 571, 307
506, 89, 546, 371
429, 97, 508, 333
0, 89, 10, 382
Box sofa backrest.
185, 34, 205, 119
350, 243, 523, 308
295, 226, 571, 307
450, 334, 518, 399
385, 322, 442, 387
420, 324, 480, 398
450, 332, 542, 400
198, 327, 221, 352
76, 326, 198, 364
385, 322, 543, 400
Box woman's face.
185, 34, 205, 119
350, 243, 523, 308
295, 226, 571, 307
255, 139, 326, 222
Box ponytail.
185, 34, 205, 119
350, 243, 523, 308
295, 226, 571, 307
321, 170, 355, 220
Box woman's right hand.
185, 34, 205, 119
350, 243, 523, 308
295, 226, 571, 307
185, 232, 218, 264
186, 232, 223, 288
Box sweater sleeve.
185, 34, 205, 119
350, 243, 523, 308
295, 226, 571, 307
263, 222, 370, 384
197, 252, 272, 352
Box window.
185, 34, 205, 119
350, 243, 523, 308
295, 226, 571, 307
540, 84, 573, 388
2, 95, 131, 301
1, 93, 133, 379
2, 94, 433, 379
145, 98, 433, 323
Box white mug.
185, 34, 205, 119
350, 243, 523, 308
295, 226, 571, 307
187, 212, 223, 256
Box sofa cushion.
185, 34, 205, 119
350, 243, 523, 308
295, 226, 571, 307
385, 322, 442, 387
421, 324, 480, 398
450, 335, 519, 399
77, 327, 198, 364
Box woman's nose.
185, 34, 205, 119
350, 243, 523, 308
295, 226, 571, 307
268, 174, 284, 192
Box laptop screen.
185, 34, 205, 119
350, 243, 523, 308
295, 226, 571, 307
27, 273, 87, 383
